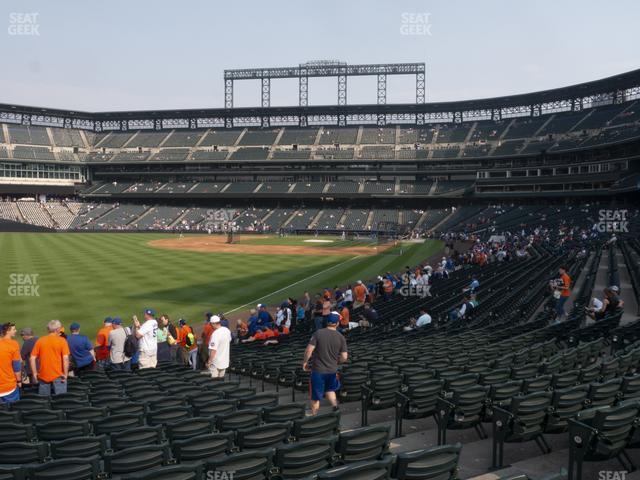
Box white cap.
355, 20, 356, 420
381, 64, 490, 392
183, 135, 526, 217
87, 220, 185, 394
210, 315, 221, 324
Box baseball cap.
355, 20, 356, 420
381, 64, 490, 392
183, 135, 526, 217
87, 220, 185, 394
178, 318, 186, 326
104, 316, 113, 324
144, 308, 155, 316
112, 317, 122, 325
610, 285, 620, 293
210, 315, 221, 324
327, 313, 340, 324
20, 327, 33, 336
258, 303, 266, 309
69, 322, 80, 331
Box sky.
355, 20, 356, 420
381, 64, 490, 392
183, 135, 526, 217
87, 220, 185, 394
0, 0, 638, 112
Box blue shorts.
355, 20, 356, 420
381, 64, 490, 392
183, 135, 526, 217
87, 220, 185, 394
310, 371, 340, 401
0, 388, 20, 404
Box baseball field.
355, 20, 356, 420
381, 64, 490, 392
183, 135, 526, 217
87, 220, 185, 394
1, 232, 443, 337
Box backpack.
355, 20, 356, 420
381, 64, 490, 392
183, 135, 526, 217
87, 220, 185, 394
185, 327, 195, 347
124, 329, 139, 358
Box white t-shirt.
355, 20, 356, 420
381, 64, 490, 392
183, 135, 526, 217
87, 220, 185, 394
344, 289, 353, 303
416, 313, 432, 327
208, 326, 232, 369
138, 319, 158, 354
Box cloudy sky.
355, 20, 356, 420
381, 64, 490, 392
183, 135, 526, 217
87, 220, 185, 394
1, 0, 638, 111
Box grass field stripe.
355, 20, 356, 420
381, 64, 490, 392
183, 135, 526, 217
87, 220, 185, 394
223, 255, 363, 315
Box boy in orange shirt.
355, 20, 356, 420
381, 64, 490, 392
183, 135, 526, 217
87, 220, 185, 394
0, 322, 22, 404
30, 320, 70, 396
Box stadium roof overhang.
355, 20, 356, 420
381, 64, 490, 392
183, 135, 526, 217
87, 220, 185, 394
0, 67, 639, 131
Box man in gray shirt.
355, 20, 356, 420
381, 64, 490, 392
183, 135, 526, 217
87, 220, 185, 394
302, 313, 348, 415
108, 318, 130, 370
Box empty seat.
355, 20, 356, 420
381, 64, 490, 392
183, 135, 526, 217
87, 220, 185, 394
27, 457, 100, 480
544, 385, 589, 434
146, 406, 192, 426
193, 399, 236, 417
166, 416, 216, 442
215, 409, 261, 431
491, 391, 553, 469
273, 438, 336, 479
171, 432, 234, 462
203, 449, 273, 480
110, 426, 164, 450
395, 380, 443, 438
586, 378, 622, 408
238, 393, 279, 409
64, 406, 107, 422
361, 374, 402, 427
393, 444, 462, 480
19, 409, 65, 424
0, 423, 35, 443
120, 463, 204, 480
9, 398, 50, 412
91, 413, 144, 435
292, 411, 340, 440
262, 403, 306, 423
236, 422, 292, 450
568, 402, 640, 479
0, 411, 20, 424
50, 435, 108, 459
435, 385, 489, 444
0, 442, 49, 464
35, 420, 91, 441
335, 425, 390, 464
316, 456, 394, 480
103, 444, 171, 477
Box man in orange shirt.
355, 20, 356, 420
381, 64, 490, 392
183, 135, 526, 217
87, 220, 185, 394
30, 320, 70, 396
339, 304, 350, 331
0, 322, 22, 404
353, 280, 368, 308
95, 317, 113, 368
553, 265, 572, 322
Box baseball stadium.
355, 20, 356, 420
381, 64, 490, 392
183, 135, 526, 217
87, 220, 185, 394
1, 2, 640, 480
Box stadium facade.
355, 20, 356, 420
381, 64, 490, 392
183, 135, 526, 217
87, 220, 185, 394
0, 65, 638, 233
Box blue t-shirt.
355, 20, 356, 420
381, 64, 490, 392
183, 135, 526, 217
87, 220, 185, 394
67, 334, 94, 368
258, 310, 273, 328
248, 315, 259, 335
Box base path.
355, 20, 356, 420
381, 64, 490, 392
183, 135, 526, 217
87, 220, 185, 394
148, 235, 392, 256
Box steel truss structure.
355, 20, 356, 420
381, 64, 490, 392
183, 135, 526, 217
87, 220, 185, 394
223, 62, 426, 111
0, 68, 639, 131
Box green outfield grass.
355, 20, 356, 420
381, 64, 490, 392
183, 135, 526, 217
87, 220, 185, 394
0, 233, 442, 337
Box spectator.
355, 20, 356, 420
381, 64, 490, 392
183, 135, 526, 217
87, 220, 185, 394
359, 303, 379, 329
200, 312, 215, 368
552, 266, 571, 322
19, 327, 38, 384
416, 308, 432, 328
257, 304, 274, 329
592, 287, 623, 320
67, 323, 96, 375
353, 280, 368, 308
30, 320, 70, 396
449, 295, 472, 321
134, 309, 158, 369
108, 318, 131, 371
466, 276, 480, 293
312, 295, 324, 331
178, 319, 198, 370
322, 296, 332, 324
339, 303, 350, 331
301, 291, 311, 321
296, 303, 306, 327
0, 322, 22, 404
343, 285, 353, 307
165, 315, 180, 362
278, 301, 292, 329
95, 317, 113, 369
157, 315, 171, 363
247, 309, 259, 336
302, 313, 348, 415
207, 315, 232, 378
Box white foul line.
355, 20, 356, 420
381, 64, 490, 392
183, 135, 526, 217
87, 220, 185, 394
224, 255, 362, 315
